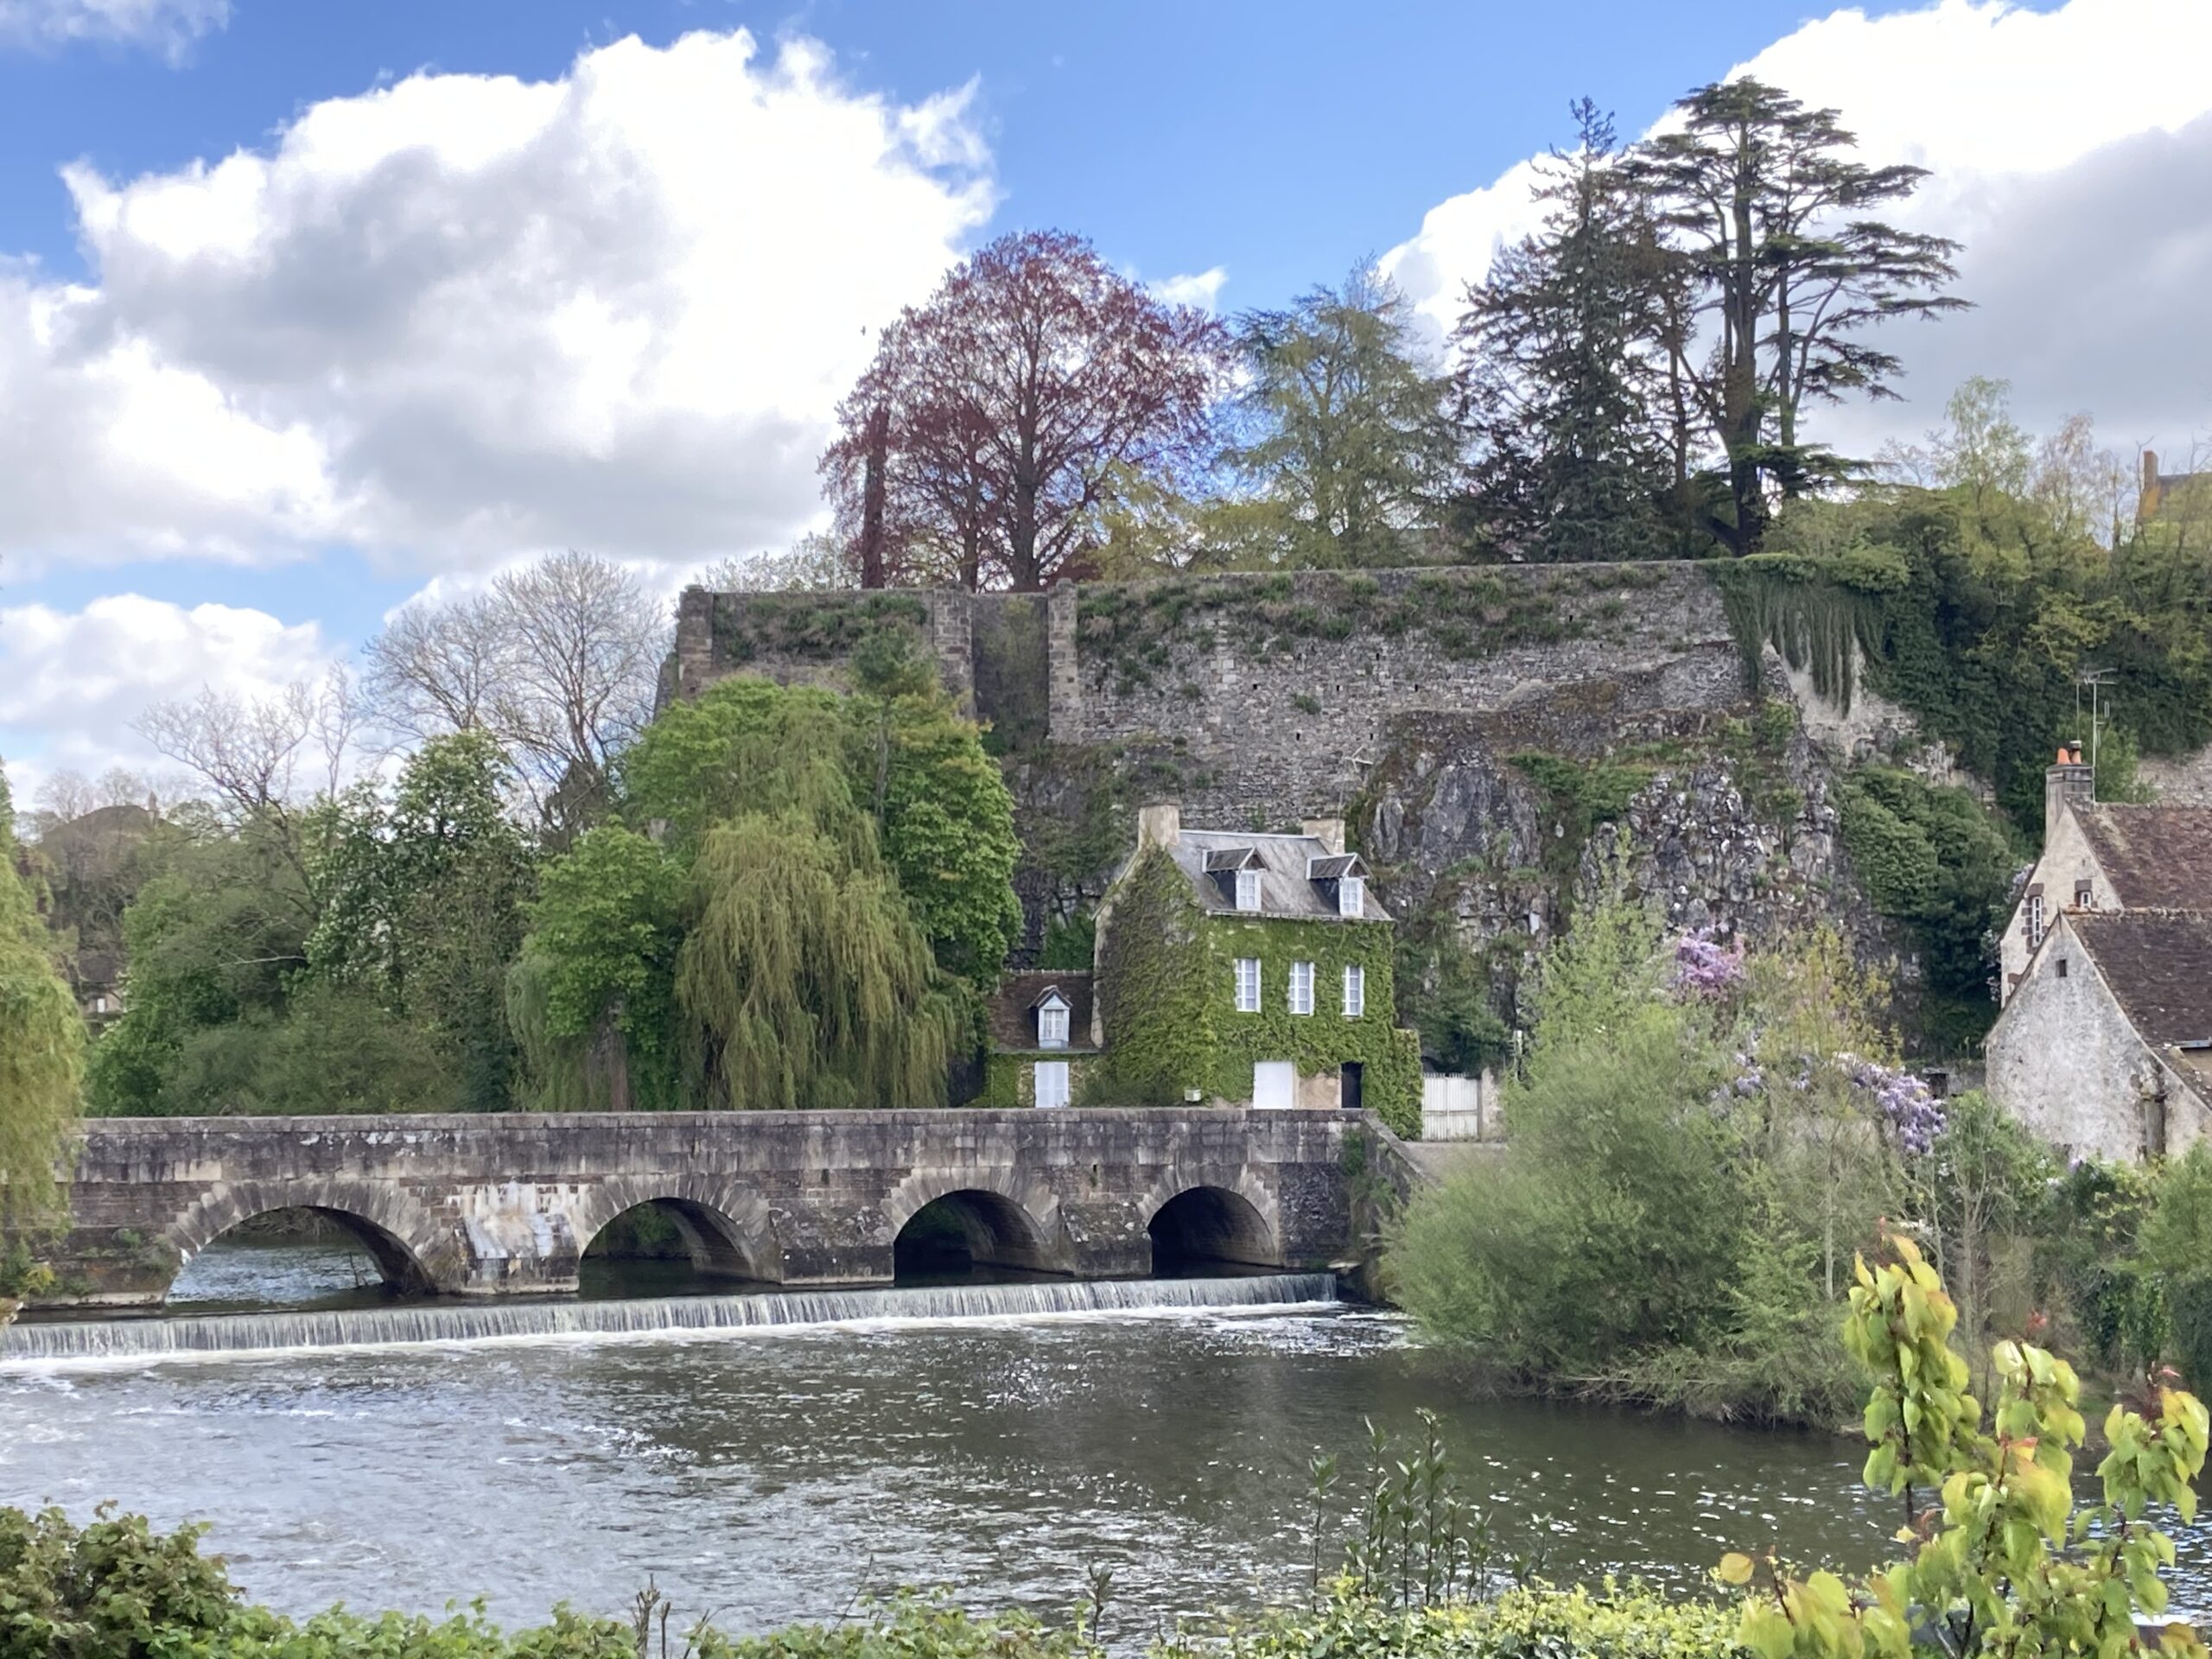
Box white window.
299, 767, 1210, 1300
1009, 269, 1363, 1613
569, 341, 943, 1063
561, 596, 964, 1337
1235, 868, 1262, 912
1343, 964, 1365, 1018
1338, 874, 1364, 918
1289, 960, 1315, 1016
1235, 957, 1262, 1013
1034, 1060, 1070, 1109
1038, 1000, 1070, 1049
2026, 893, 2045, 950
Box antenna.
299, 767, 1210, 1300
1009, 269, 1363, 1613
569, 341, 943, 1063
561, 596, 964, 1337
2076, 666, 2117, 776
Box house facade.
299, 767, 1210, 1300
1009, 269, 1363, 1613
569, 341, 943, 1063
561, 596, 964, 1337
979, 970, 1098, 1109
1986, 749, 2212, 1161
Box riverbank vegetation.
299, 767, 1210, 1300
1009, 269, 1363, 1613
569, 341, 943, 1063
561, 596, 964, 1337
1391, 878, 2212, 1427
0, 769, 81, 1302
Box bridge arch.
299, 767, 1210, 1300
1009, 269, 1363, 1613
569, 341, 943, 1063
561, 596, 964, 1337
886, 1173, 1063, 1276
164, 1181, 454, 1299
573, 1179, 780, 1283
1145, 1178, 1282, 1273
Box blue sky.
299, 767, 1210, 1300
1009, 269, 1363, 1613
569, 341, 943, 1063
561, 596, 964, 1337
3, 0, 2209, 798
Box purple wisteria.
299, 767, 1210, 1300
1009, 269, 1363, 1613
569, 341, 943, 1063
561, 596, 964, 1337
1715, 1046, 1947, 1154
1671, 927, 1746, 998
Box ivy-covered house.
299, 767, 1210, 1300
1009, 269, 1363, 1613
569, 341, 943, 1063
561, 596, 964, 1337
1082, 803, 1422, 1133
978, 971, 1098, 1109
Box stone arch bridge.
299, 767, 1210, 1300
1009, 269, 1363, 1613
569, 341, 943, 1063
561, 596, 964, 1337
41, 1109, 1372, 1309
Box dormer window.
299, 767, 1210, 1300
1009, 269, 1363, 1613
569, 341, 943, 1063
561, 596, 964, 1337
2075, 879, 2094, 909
1235, 868, 1262, 912
1035, 990, 1071, 1050
1338, 874, 1364, 918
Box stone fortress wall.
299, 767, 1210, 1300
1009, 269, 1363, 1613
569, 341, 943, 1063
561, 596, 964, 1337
664, 563, 1751, 823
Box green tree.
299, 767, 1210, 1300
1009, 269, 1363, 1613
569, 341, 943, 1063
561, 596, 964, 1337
1222, 265, 1457, 568
1629, 79, 1966, 552
0, 767, 83, 1259
1455, 101, 1683, 561
308, 730, 537, 1110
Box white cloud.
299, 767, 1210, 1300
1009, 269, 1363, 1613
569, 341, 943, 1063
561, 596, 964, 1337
0, 0, 227, 55
1152, 267, 1229, 312
1383, 0, 2212, 451
0, 594, 338, 798
1, 29, 994, 581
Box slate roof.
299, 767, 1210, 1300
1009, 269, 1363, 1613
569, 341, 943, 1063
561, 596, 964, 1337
1166, 830, 1389, 922
983, 970, 1097, 1053
2070, 911, 2212, 1046
2074, 805, 2212, 909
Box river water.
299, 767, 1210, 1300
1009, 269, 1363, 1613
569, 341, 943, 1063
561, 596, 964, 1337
0, 1243, 2201, 1640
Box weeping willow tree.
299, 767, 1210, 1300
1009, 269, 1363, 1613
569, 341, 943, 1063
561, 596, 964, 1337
0, 769, 83, 1281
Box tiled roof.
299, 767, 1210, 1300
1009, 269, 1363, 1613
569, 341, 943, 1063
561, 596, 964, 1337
2071, 911, 2212, 1046
2075, 805, 2212, 909
983, 970, 1096, 1053
1166, 830, 1389, 922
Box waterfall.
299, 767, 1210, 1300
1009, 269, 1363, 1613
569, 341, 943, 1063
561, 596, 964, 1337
0, 1274, 1338, 1365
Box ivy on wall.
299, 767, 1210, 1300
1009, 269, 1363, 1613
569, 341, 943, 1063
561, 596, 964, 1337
976, 1051, 1096, 1109
1201, 913, 1421, 1136
1085, 847, 1218, 1107
710, 592, 929, 665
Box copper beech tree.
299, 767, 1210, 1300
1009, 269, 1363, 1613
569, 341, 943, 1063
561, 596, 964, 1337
822, 229, 1231, 591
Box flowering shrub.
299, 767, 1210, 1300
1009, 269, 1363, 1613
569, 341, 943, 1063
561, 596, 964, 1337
1670, 927, 1746, 998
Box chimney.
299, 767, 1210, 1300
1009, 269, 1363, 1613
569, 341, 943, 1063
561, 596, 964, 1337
1136, 801, 1181, 853
2046, 741, 2095, 843
1301, 816, 1346, 855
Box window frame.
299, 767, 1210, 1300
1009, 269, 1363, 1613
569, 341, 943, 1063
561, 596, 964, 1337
1343, 963, 1365, 1018
1038, 1000, 1070, 1050
1235, 868, 1262, 912
1288, 959, 1315, 1016
1338, 874, 1364, 918
1234, 957, 1262, 1014
2026, 893, 2045, 949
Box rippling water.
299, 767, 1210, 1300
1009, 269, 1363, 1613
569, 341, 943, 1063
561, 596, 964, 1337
2, 1243, 2204, 1640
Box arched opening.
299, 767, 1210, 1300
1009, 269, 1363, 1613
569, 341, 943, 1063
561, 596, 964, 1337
893, 1190, 1058, 1283
167, 1205, 433, 1312
1148, 1187, 1281, 1275
580, 1198, 766, 1299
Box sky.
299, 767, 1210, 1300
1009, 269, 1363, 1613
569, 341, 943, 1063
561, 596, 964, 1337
3, 0, 2212, 802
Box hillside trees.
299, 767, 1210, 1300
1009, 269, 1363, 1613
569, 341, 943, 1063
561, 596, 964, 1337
821, 230, 1233, 591
1220, 266, 1459, 568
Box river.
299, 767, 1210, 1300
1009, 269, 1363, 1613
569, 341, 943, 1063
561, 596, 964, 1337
0, 1241, 2201, 1641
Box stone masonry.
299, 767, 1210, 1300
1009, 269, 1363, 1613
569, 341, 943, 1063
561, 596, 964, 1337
44, 1108, 1367, 1308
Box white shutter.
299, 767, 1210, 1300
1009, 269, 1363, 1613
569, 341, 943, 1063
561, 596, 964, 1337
1344, 964, 1365, 1018
1034, 1061, 1071, 1109
1253, 1060, 1296, 1110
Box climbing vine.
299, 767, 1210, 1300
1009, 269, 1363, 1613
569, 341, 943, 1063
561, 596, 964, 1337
1085, 848, 1217, 1107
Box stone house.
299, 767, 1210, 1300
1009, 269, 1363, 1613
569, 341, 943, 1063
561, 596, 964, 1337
1986, 750, 2212, 1160
979, 970, 1098, 1109
1086, 803, 1421, 1125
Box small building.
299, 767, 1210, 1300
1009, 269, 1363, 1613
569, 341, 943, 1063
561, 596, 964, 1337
1987, 750, 2212, 1160
1987, 908, 2212, 1163
981, 970, 1097, 1109
72, 950, 125, 1030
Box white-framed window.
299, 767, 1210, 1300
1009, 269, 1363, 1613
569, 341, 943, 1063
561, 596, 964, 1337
1034, 1060, 1071, 1109
1038, 999, 1070, 1049
1343, 963, 1365, 1018
2026, 893, 2045, 950
1338, 874, 1364, 918
1235, 957, 1262, 1013
1235, 868, 1262, 912
1289, 960, 1315, 1016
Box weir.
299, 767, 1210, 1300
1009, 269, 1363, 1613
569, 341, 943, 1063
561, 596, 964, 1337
0, 1273, 1339, 1364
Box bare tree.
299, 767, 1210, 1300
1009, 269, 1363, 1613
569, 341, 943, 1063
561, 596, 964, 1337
693, 533, 855, 594
33, 770, 98, 827
360, 551, 670, 840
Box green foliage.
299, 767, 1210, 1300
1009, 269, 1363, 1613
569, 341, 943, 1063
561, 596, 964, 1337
1166, 1581, 1742, 1659
1086, 849, 1217, 1107
1505, 751, 1654, 890
0, 777, 81, 1230
1834, 766, 2014, 1024
1037, 912, 1096, 972
308, 731, 537, 1111
1725, 1235, 2210, 1659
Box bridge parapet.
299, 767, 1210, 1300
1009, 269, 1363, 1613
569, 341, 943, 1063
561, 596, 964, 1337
43, 1109, 1374, 1308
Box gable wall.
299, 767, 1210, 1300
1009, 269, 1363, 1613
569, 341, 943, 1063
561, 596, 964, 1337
1989, 912, 2168, 1160
1999, 806, 2113, 1000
